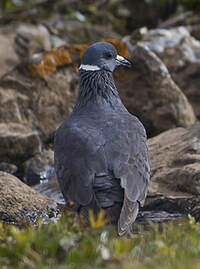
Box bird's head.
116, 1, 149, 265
79, 42, 132, 73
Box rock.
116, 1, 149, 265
134, 26, 200, 120
0, 162, 18, 174
14, 24, 51, 59
14, 22, 121, 60
115, 43, 196, 137
142, 27, 193, 58
148, 124, 200, 196
0, 123, 41, 164
171, 62, 200, 122
34, 178, 66, 205
144, 124, 200, 219
141, 27, 200, 72
23, 149, 55, 185
0, 26, 18, 77
0, 171, 57, 224
189, 24, 200, 41
46, 20, 121, 45
0, 66, 79, 140
136, 210, 183, 223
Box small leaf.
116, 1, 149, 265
37, 217, 42, 230
89, 210, 110, 229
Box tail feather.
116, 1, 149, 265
80, 175, 125, 227
118, 197, 139, 236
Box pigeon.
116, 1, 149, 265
54, 42, 150, 236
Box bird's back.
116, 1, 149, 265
54, 105, 148, 223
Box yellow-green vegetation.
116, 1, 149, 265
0, 214, 200, 269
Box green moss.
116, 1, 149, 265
0, 215, 200, 268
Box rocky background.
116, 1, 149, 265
0, 0, 200, 224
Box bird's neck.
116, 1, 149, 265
73, 70, 121, 112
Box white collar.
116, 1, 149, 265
79, 64, 100, 71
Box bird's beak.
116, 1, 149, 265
116, 55, 132, 67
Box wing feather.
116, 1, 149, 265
54, 120, 106, 206
108, 116, 150, 235
118, 198, 139, 236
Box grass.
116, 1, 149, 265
0, 213, 200, 269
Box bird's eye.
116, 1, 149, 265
105, 52, 113, 59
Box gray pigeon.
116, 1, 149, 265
54, 42, 150, 236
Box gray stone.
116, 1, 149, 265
0, 162, 18, 174
116, 43, 196, 137
14, 24, 51, 59
0, 66, 79, 140
144, 124, 200, 219
23, 149, 55, 185
0, 26, 18, 77
133, 26, 200, 120
0, 123, 41, 164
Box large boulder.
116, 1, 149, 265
0, 123, 41, 164
115, 43, 196, 137
0, 171, 58, 224
0, 66, 79, 141
136, 26, 200, 120
149, 124, 200, 196
145, 124, 200, 219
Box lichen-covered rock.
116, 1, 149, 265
0, 171, 57, 224
0, 67, 79, 140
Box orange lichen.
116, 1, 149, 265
28, 64, 38, 76
51, 47, 72, 66
42, 54, 57, 76
27, 40, 129, 80
37, 63, 48, 79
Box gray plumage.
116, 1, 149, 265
54, 42, 150, 235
